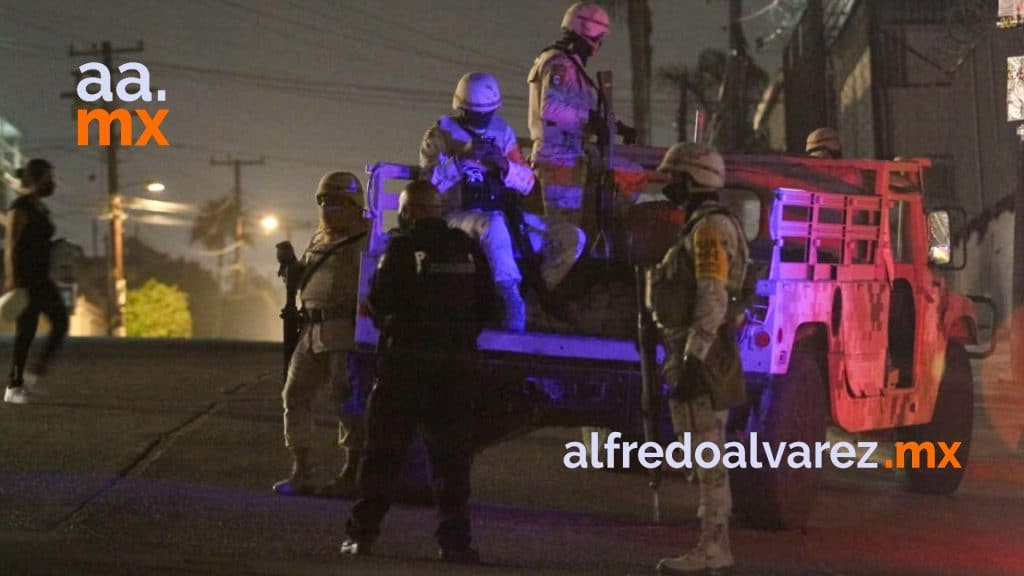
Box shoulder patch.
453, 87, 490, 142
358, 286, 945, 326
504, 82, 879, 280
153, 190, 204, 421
691, 222, 729, 282
549, 62, 566, 87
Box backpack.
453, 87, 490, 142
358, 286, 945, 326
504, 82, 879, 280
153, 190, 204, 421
646, 207, 754, 331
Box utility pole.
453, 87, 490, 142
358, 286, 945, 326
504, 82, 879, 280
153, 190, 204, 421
64, 41, 144, 337
210, 156, 264, 293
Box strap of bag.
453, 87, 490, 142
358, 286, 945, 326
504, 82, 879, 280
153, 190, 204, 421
298, 231, 367, 292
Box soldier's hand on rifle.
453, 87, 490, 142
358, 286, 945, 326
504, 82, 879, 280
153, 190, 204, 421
276, 241, 297, 266
669, 354, 713, 402
482, 151, 509, 175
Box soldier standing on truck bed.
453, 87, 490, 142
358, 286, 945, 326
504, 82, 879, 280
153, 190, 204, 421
648, 143, 749, 576
527, 2, 610, 226
341, 180, 498, 564
420, 72, 585, 330
273, 171, 368, 498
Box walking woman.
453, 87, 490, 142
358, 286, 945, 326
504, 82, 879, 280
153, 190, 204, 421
4, 158, 69, 404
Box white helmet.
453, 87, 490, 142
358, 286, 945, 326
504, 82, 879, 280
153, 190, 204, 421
657, 142, 726, 189
452, 72, 502, 113
806, 127, 841, 157
561, 2, 610, 48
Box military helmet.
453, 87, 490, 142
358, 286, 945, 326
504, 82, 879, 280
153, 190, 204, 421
452, 72, 502, 113
561, 2, 610, 49
316, 171, 364, 208
657, 142, 726, 189
805, 127, 841, 157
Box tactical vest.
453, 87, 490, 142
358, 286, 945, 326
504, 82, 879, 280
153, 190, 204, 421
646, 206, 752, 331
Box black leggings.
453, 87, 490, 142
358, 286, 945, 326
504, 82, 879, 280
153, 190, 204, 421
9, 281, 69, 387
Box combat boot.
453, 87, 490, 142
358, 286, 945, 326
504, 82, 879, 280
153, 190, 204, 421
656, 518, 733, 575
273, 447, 316, 496
318, 448, 361, 499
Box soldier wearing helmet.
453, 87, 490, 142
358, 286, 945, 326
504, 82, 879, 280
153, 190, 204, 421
528, 2, 611, 224
651, 143, 748, 575
805, 127, 842, 159
272, 171, 369, 498
421, 72, 585, 330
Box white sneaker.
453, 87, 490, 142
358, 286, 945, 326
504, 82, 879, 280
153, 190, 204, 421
4, 386, 28, 404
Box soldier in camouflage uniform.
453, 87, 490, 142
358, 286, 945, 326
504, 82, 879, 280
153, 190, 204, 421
527, 2, 609, 226
273, 171, 369, 498
422, 72, 585, 330
652, 143, 748, 575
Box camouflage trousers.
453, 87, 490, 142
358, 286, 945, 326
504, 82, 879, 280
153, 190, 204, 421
670, 393, 732, 523
533, 158, 588, 227
282, 331, 362, 452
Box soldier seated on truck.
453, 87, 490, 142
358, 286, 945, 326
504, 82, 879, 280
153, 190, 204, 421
420, 72, 585, 330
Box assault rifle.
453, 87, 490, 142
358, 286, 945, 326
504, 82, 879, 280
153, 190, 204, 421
277, 241, 301, 383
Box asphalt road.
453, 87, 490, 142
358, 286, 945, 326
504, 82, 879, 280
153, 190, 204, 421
0, 337, 1021, 575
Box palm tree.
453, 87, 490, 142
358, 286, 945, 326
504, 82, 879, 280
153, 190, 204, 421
189, 196, 239, 290
598, 0, 652, 145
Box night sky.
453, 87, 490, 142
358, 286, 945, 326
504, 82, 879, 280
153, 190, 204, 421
0, 0, 782, 281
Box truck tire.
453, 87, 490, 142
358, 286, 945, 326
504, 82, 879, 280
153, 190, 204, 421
897, 342, 973, 495
730, 338, 828, 530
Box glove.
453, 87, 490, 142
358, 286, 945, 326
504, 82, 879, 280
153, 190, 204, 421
669, 354, 713, 402
275, 241, 297, 266
482, 151, 510, 175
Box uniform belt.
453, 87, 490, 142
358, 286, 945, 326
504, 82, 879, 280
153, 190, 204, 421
298, 307, 351, 323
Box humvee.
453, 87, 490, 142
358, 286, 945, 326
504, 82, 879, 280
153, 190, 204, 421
345, 149, 994, 530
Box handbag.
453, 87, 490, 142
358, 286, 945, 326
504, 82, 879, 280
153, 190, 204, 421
0, 289, 28, 322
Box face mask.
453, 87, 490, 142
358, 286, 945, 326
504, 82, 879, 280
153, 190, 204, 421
662, 181, 690, 206
461, 110, 494, 132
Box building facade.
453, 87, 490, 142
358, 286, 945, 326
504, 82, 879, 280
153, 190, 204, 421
784, 0, 1024, 322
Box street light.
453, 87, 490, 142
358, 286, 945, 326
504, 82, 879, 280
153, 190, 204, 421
260, 214, 280, 233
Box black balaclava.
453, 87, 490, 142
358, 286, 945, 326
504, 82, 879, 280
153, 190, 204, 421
458, 109, 495, 133
554, 31, 594, 64
663, 174, 720, 215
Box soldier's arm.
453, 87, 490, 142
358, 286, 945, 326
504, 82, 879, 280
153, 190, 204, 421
419, 123, 462, 193
538, 58, 590, 130
684, 217, 735, 361
367, 237, 415, 328
500, 131, 536, 195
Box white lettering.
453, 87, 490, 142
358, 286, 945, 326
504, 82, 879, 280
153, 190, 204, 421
857, 441, 879, 469
77, 62, 114, 103
638, 442, 664, 470
116, 62, 154, 102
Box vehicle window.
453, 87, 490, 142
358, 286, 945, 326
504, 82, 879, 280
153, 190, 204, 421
718, 189, 761, 242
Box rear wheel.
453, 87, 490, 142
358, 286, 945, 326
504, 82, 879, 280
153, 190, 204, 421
897, 342, 973, 494
731, 337, 829, 530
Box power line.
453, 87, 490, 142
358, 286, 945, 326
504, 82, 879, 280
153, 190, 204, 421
298, 0, 526, 76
